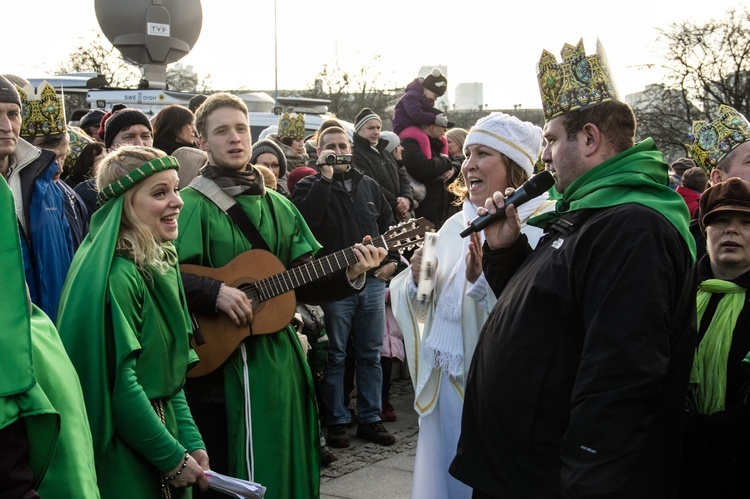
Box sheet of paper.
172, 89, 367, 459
204, 470, 266, 498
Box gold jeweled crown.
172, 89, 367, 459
686, 104, 750, 169
537, 39, 619, 121
277, 112, 306, 140
64, 127, 94, 173
17, 81, 66, 138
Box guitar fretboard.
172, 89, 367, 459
242, 234, 388, 302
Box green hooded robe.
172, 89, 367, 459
57, 191, 204, 499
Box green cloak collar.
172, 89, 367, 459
530, 138, 696, 263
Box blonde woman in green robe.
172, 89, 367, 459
57, 146, 209, 498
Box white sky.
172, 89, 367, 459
3, 0, 742, 110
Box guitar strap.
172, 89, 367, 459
189, 176, 270, 251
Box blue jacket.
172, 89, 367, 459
14, 146, 74, 320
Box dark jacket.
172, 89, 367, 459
58, 179, 89, 250
74, 177, 98, 222
393, 77, 437, 134
679, 257, 750, 499
290, 167, 399, 268
451, 204, 696, 499
351, 133, 413, 219
401, 133, 458, 230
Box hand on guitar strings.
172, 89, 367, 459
346, 235, 387, 281
216, 284, 254, 327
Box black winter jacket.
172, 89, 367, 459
451, 204, 696, 499
401, 133, 458, 230
351, 134, 412, 218
290, 167, 399, 269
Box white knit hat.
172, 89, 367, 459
380, 131, 400, 153
464, 112, 543, 177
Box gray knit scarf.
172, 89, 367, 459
200, 163, 265, 197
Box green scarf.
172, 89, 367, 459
689, 278, 747, 414
529, 139, 696, 263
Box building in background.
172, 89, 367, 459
455, 82, 484, 110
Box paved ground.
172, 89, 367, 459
320, 377, 418, 499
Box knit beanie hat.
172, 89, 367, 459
287, 166, 317, 195
354, 108, 381, 133
80, 109, 106, 131
98, 103, 126, 141
104, 107, 152, 148
465, 112, 543, 177
250, 138, 288, 177
380, 131, 400, 153
423, 68, 448, 97
0, 75, 21, 109
189, 94, 208, 113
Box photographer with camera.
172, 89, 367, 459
291, 126, 402, 448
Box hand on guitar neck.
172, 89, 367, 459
345, 237, 388, 281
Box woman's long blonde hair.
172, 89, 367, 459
97, 145, 172, 277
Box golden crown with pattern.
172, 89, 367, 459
17, 81, 66, 138
277, 112, 306, 140
64, 127, 94, 173
686, 104, 750, 169
537, 39, 619, 121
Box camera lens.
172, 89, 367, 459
324, 153, 336, 165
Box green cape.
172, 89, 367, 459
0, 176, 98, 497
530, 139, 696, 263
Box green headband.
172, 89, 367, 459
97, 155, 180, 206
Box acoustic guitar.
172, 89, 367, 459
181, 217, 433, 377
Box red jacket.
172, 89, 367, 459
676, 185, 701, 219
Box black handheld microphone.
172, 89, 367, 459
459, 170, 555, 238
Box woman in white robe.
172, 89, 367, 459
391, 112, 555, 499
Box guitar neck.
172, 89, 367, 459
251, 235, 388, 302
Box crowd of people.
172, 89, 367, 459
1, 34, 750, 499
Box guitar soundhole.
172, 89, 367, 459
233, 278, 264, 314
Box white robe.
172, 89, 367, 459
391, 196, 553, 499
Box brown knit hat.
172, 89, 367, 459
699, 177, 750, 232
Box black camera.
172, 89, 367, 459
322, 153, 352, 165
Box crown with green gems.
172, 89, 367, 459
277, 112, 306, 140
537, 39, 619, 121
64, 127, 94, 173
16, 81, 66, 138
686, 104, 750, 170
97, 155, 180, 206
